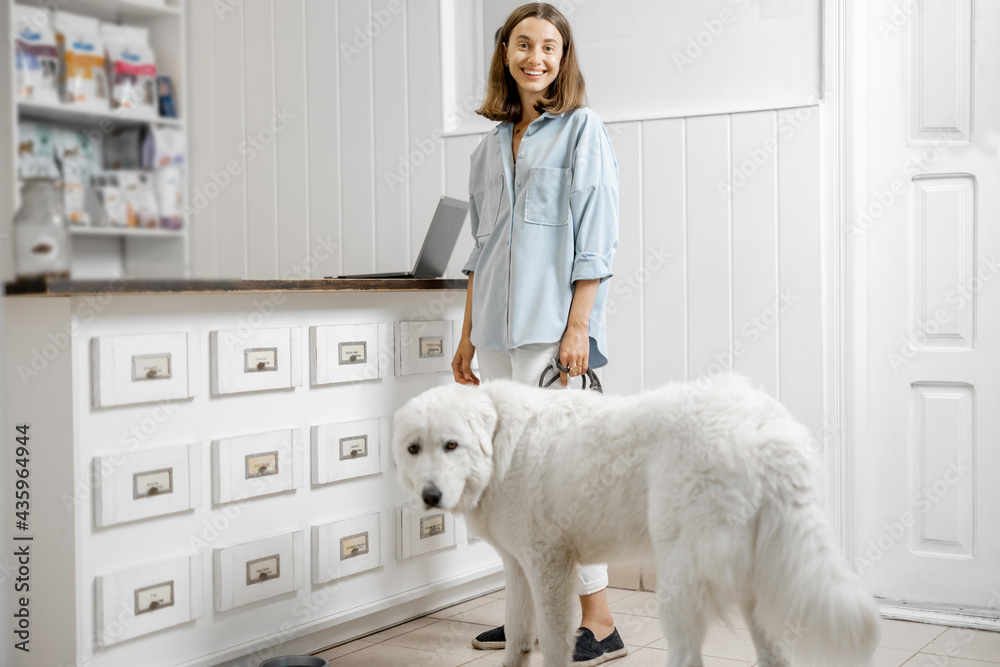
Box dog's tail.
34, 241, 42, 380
751, 494, 881, 666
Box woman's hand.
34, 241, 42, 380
558, 324, 589, 387
452, 337, 480, 385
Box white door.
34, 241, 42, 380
860, 0, 1000, 615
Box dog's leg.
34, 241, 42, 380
525, 551, 576, 667
657, 571, 707, 667
499, 552, 535, 667
740, 601, 791, 667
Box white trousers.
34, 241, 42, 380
477, 343, 609, 597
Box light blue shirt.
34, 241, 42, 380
462, 107, 619, 368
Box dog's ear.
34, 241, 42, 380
466, 389, 499, 457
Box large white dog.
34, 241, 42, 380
392, 376, 880, 667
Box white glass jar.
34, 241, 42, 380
13, 177, 71, 280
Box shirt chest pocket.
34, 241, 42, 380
472, 174, 505, 239
524, 166, 571, 227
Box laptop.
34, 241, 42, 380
335, 196, 470, 279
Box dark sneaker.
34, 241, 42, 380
573, 627, 628, 666
471, 625, 506, 650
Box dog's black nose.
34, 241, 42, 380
422, 485, 442, 507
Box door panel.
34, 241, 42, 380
864, 0, 1000, 612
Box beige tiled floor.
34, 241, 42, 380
314, 588, 1000, 666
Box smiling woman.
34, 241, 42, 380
451, 3, 624, 665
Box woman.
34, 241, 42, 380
452, 3, 623, 664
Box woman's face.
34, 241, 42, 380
504, 17, 563, 103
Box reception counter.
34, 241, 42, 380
4, 278, 503, 667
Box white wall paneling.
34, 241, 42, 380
685, 115, 734, 384
244, 0, 279, 279
339, 0, 377, 275
603, 122, 642, 392
406, 0, 448, 266
776, 106, 823, 432
641, 119, 687, 384
275, 0, 311, 279
304, 0, 343, 279
207, 0, 249, 278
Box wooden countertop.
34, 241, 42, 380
5, 277, 469, 296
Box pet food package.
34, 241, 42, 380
54, 129, 99, 225
155, 167, 184, 230
54, 11, 108, 110
103, 127, 147, 170
92, 174, 127, 227
117, 170, 160, 228
13, 5, 60, 103
101, 23, 158, 119
17, 122, 59, 179
146, 124, 185, 168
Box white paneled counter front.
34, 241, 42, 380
4, 278, 502, 667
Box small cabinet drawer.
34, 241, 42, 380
312, 511, 384, 584
91, 332, 202, 407
310, 323, 391, 385
310, 417, 386, 485
210, 327, 302, 395
95, 554, 203, 646
212, 429, 304, 504
94, 443, 202, 527
214, 531, 304, 612
394, 320, 455, 376
396, 502, 456, 560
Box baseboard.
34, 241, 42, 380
879, 603, 1000, 631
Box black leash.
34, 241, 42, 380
537, 358, 603, 393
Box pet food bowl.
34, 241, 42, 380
258, 656, 328, 667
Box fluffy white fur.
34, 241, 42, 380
392, 376, 881, 667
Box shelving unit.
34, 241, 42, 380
5, 0, 189, 280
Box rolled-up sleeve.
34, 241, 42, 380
569, 116, 618, 283
462, 192, 483, 275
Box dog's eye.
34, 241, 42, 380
407, 443, 420, 455
444, 441, 459, 451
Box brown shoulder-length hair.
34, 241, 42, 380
477, 3, 586, 122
